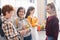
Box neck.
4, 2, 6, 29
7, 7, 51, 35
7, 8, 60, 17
49, 12, 56, 16
30, 14, 33, 17
4, 16, 9, 19
19, 17, 24, 20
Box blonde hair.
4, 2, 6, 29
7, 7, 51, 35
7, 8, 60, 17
47, 2, 57, 16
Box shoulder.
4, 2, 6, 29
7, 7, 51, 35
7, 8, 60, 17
51, 16, 59, 23
54, 17, 59, 23
15, 18, 19, 21
14, 18, 19, 23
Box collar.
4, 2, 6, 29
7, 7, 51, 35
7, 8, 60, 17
2, 16, 11, 22
18, 17, 25, 21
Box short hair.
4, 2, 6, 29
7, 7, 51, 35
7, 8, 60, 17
17, 7, 25, 17
2, 5, 14, 16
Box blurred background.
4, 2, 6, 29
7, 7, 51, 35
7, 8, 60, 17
0, 0, 60, 26
0, 0, 60, 40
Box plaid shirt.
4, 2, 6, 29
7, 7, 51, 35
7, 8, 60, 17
2, 17, 19, 40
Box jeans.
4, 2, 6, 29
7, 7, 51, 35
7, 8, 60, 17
24, 34, 32, 40
0, 35, 7, 40
48, 36, 54, 40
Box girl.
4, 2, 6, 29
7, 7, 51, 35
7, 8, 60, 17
25, 7, 39, 40
45, 2, 59, 40
14, 7, 32, 40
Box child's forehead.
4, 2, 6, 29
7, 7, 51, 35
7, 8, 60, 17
10, 11, 14, 13
19, 9, 25, 13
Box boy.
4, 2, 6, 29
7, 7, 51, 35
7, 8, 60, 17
2, 5, 19, 40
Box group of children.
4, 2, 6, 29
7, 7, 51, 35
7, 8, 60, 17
45, 2, 59, 40
0, 4, 39, 40
0, 2, 59, 40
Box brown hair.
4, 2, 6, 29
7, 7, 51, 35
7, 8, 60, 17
2, 5, 14, 16
47, 2, 57, 16
17, 7, 25, 17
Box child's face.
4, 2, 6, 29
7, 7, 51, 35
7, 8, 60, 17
46, 6, 52, 14
18, 9, 25, 18
30, 10, 35, 15
6, 11, 14, 19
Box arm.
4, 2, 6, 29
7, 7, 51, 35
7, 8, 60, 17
51, 18, 59, 38
2, 22, 18, 39
2, 23, 9, 39
25, 19, 32, 33
13, 19, 26, 36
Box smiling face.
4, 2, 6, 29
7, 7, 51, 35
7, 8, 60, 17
18, 9, 25, 18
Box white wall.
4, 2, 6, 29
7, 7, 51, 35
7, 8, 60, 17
55, 0, 60, 30
1, 0, 37, 21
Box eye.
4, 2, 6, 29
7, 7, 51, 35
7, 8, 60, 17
47, 8, 49, 10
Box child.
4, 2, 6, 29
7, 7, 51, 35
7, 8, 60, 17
45, 2, 59, 40
2, 5, 19, 40
14, 7, 32, 40
25, 7, 39, 40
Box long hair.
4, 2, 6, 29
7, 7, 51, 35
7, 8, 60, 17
25, 7, 35, 18
47, 2, 57, 16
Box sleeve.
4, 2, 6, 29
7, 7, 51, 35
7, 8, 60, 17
52, 19, 59, 32
13, 19, 18, 28
13, 20, 18, 29
50, 18, 59, 40
2, 23, 9, 38
26, 19, 32, 32
13, 20, 21, 33
51, 18, 59, 37
2, 22, 18, 39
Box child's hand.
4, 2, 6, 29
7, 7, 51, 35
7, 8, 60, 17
25, 29, 30, 33
19, 30, 26, 36
22, 24, 26, 30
